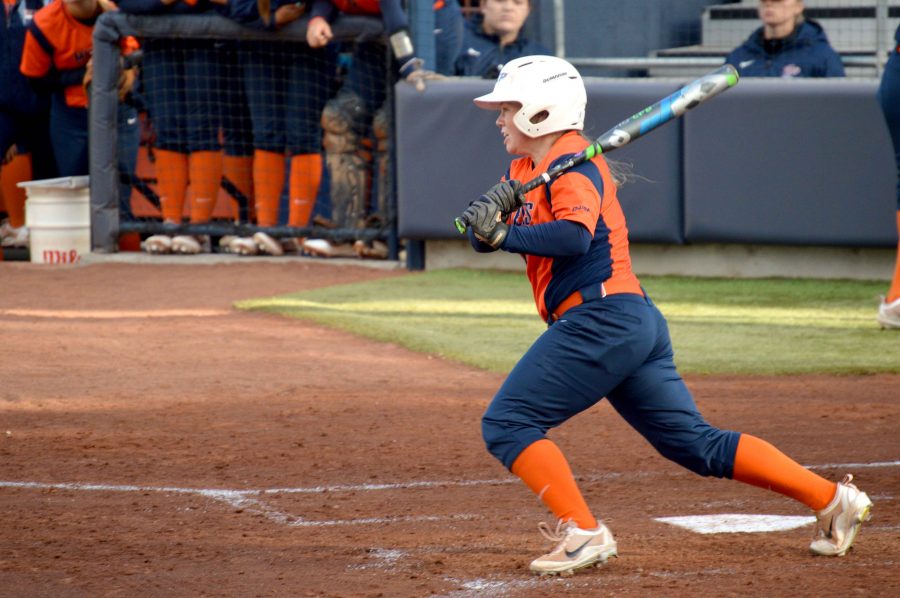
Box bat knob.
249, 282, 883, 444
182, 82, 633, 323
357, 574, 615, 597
454, 217, 467, 235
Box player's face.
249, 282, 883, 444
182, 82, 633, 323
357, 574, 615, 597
481, 0, 530, 39
758, 0, 804, 29
496, 102, 531, 156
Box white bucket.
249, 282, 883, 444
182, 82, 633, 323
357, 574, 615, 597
19, 176, 90, 265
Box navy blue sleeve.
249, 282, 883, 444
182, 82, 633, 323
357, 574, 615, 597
117, 0, 170, 15
823, 48, 846, 77
379, 0, 408, 34
501, 219, 591, 257
310, 0, 337, 22
228, 0, 258, 23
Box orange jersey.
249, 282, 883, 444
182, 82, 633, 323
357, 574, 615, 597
20, 1, 138, 108
506, 131, 642, 321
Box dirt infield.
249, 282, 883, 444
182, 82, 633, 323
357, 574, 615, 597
0, 260, 898, 597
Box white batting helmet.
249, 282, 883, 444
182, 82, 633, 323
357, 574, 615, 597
473, 55, 586, 138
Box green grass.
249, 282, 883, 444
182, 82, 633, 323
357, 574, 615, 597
235, 269, 900, 375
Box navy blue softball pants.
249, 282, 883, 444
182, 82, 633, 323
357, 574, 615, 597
482, 292, 741, 478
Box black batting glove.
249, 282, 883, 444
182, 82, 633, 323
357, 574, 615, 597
480, 180, 524, 217
461, 200, 509, 249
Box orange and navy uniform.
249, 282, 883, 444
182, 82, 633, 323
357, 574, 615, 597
19, 0, 138, 108
502, 131, 643, 323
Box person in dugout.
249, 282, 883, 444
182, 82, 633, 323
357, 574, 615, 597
19, 0, 139, 219
302, 0, 462, 258
224, 0, 337, 256
118, 0, 255, 255
0, 0, 57, 250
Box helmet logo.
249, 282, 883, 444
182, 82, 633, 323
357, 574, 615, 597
542, 71, 567, 84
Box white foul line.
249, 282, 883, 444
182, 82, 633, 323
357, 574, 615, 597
1, 460, 896, 529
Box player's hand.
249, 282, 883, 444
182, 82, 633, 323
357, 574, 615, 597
82, 58, 93, 96
480, 179, 524, 217
306, 17, 333, 48
462, 200, 508, 249
399, 58, 443, 92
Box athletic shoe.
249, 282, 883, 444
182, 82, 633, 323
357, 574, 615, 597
141, 234, 173, 254
809, 474, 873, 557
171, 235, 210, 254
218, 235, 238, 254
302, 238, 357, 258
353, 239, 389, 259
229, 237, 259, 256
0, 224, 28, 248
529, 519, 617, 576
280, 237, 302, 253
876, 296, 900, 329
252, 231, 284, 256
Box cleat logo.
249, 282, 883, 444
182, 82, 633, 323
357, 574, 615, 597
564, 538, 592, 558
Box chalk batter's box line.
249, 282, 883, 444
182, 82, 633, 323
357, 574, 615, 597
1, 460, 896, 529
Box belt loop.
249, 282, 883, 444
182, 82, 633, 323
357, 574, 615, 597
579, 284, 604, 303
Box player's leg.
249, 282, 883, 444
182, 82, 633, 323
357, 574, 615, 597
286, 43, 332, 231
243, 40, 287, 230
0, 115, 31, 248
877, 47, 900, 328
481, 293, 657, 573
184, 40, 224, 232
607, 296, 871, 556
141, 41, 189, 253
221, 41, 255, 226
48, 95, 88, 177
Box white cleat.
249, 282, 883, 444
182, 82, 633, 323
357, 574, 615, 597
228, 237, 259, 256
171, 235, 210, 254
876, 296, 900, 329
252, 231, 284, 256
809, 474, 873, 557
529, 519, 617, 576
141, 234, 173, 254
0, 223, 28, 247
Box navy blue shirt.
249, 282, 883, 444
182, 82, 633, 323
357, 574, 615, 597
453, 15, 550, 78
725, 19, 844, 78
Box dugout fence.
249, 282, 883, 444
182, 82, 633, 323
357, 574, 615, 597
90, 12, 399, 256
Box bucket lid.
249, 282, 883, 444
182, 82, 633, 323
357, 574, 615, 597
17, 175, 90, 190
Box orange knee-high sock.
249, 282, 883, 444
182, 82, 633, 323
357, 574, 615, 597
887, 211, 900, 302
732, 434, 837, 511
223, 155, 254, 223
288, 153, 321, 227
253, 149, 285, 227
188, 150, 223, 224
1, 154, 32, 228
154, 149, 189, 223
510, 439, 598, 530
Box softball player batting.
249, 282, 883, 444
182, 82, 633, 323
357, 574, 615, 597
460, 55, 873, 576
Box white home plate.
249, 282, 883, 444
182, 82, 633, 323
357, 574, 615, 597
656, 514, 816, 534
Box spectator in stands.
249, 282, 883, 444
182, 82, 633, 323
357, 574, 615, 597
225, 0, 337, 256
0, 0, 56, 249
453, 0, 549, 79
876, 24, 900, 329
304, 0, 462, 258
19, 0, 140, 224
119, 0, 255, 255
725, 0, 844, 78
